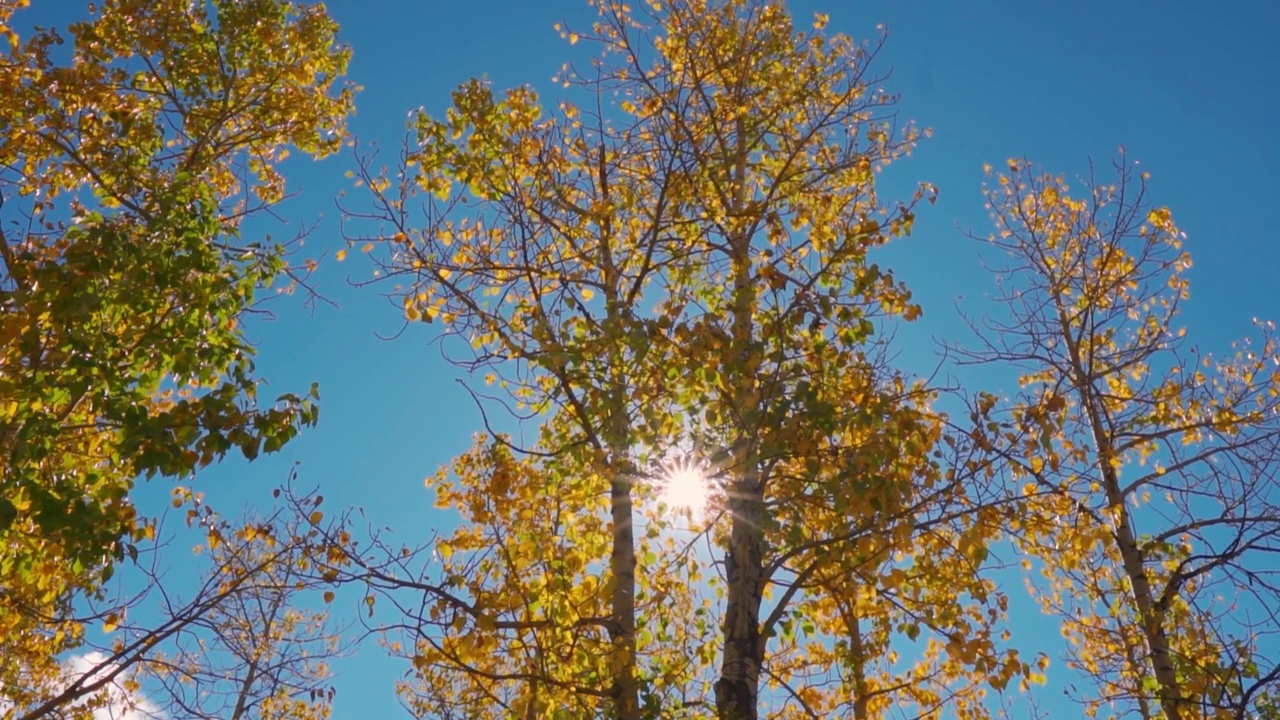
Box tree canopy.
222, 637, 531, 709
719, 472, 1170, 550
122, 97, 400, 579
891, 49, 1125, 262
1, 0, 350, 715
2, 1, 1277, 720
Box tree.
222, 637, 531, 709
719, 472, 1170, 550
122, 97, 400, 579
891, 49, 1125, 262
134, 493, 349, 720
0, 0, 351, 703
347, 1, 1030, 717
962, 156, 1280, 720
6, 486, 350, 720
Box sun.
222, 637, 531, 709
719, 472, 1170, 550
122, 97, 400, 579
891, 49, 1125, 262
659, 457, 712, 514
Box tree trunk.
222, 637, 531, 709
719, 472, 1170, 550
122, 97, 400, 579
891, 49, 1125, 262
715, 474, 766, 720
1060, 309, 1184, 720
716, 185, 766, 718
598, 142, 641, 720
608, 470, 641, 720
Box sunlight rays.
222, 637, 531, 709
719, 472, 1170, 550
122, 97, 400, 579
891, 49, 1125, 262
657, 455, 713, 515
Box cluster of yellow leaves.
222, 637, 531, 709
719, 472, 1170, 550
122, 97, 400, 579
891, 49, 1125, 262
408, 426, 716, 716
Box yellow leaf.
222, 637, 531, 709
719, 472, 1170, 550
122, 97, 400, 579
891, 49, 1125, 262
335, 249, 348, 262
323, 591, 335, 604
1030, 457, 1044, 474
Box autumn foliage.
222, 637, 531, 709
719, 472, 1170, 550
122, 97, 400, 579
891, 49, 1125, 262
961, 157, 1280, 720
347, 1, 1027, 718
3, 1, 1279, 720
1, 0, 350, 716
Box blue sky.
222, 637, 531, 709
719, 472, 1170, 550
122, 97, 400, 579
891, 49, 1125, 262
21, 0, 1280, 717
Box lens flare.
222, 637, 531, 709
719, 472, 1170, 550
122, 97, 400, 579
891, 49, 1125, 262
659, 457, 711, 514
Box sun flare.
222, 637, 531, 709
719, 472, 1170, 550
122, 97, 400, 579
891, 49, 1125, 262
659, 458, 712, 514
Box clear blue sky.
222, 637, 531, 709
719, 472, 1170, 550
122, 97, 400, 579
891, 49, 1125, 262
24, 0, 1280, 717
